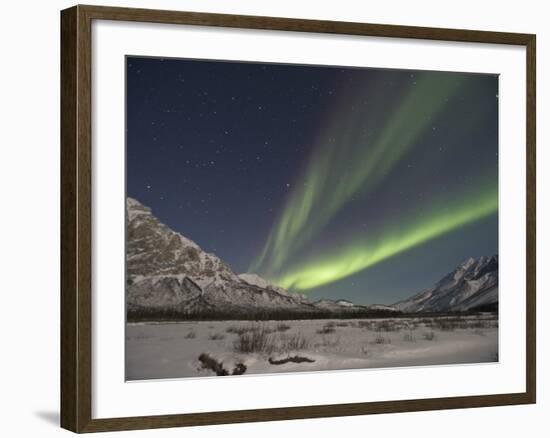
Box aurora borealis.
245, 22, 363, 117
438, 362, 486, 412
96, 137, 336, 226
127, 57, 498, 305
274, 179, 497, 290
250, 73, 466, 276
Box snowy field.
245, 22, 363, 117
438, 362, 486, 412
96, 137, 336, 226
126, 315, 498, 380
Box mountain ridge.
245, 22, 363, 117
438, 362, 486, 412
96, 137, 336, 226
393, 255, 498, 313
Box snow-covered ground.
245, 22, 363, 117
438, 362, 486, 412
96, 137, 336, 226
126, 315, 498, 380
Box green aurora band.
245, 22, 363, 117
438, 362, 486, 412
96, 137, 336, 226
272, 182, 498, 291
251, 72, 465, 276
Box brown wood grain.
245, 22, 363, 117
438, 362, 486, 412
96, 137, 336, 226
525, 33, 536, 404
60, 4, 536, 433
60, 5, 78, 432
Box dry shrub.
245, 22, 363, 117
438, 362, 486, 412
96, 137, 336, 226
317, 325, 336, 334
227, 323, 275, 335
233, 325, 276, 354
375, 320, 399, 332
372, 333, 391, 344
276, 323, 291, 332
283, 333, 309, 350
319, 335, 341, 348
422, 331, 437, 341
184, 330, 197, 339
435, 320, 457, 331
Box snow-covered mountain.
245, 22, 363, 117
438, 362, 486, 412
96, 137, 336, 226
311, 298, 395, 312
393, 255, 498, 313
313, 298, 363, 310
126, 197, 316, 318
367, 304, 400, 312
238, 273, 298, 297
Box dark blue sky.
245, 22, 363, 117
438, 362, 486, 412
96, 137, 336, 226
126, 56, 498, 305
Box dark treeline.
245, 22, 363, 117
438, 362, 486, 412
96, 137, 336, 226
126, 304, 498, 323
126, 306, 401, 322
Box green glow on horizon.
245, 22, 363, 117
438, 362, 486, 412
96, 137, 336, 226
271, 182, 497, 291
251, 73, 464, 276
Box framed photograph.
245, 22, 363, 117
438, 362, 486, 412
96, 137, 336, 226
60, 4, 536, 433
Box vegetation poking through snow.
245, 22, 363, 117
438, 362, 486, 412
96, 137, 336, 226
372, 332, 392, 344
276, 323, 291, 332
126, 314, 499, 380
317, 323, 336, 334
423, 331, 437, 341
282, 333, 309, 350
184, 330, 196, 339
233, 325, 276, 354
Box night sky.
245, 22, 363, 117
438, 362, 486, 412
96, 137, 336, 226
126, 56, 498, 305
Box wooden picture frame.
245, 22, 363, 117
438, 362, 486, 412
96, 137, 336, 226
60, 4, 536, 433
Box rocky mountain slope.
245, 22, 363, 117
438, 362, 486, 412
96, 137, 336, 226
126, 197, 321, 319
393, 255, 498, 313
